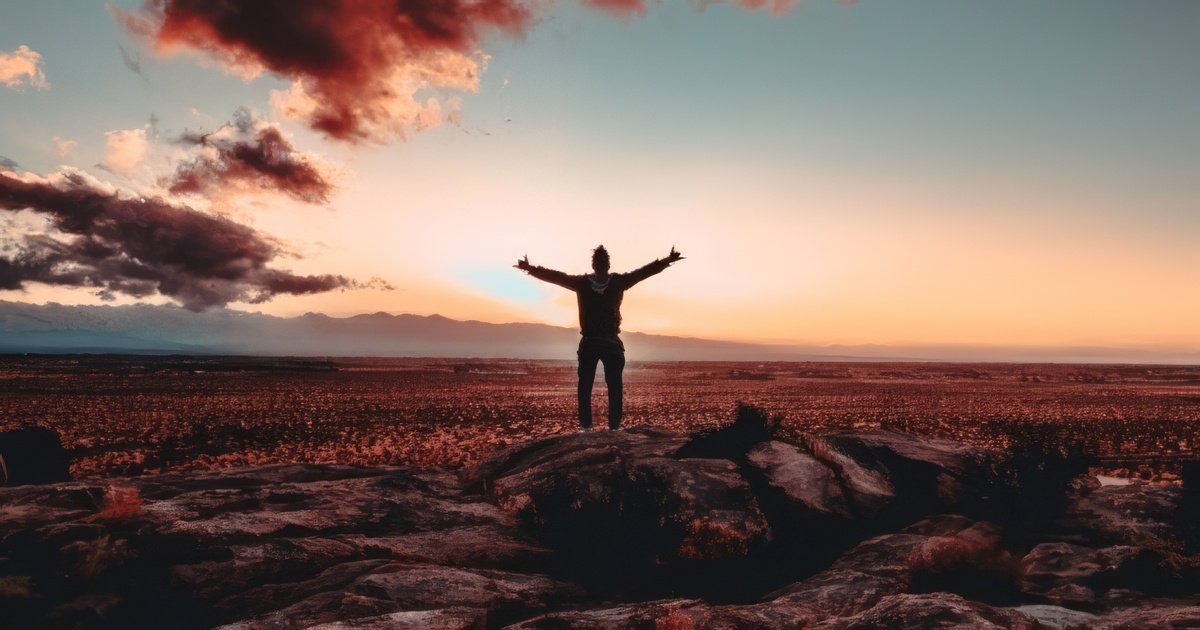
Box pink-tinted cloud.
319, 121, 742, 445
117, 0, 534, 143
0, 45, 49, 90
592, 0, 807, 17
100, 127, 150, 176
0, 168, 364, 309
117, 0, 838, 142
52, 136, 77, 159
169, 108, 334, 203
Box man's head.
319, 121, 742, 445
592, 245, 610, 274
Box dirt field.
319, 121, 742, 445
1, 355, 1198, 478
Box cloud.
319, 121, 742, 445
0, 45, 49, 90
691, 0, 802, 14
582, 0, 650, 18
0, 157, 18, 171
169, 108, 334, 203
116, 0, 836, 142
736, 0, 802, 14
52, 136, 77, 159
101, 127, 150, 176
117, 0, 534, 143
118, 43, 148, 80
0, 168, 367, 309
590, 0, 805, 18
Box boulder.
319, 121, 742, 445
1065, 483, 1181, 545
506, 597, 818, 630
0, 427, 71, 486
337, 524, 552, 572
746, 440, 892, 519
820, 430, 985, 515
216, 591, 400, 630
1010, 604, 1099, 630
467, 422, 998, 600
811, 592, 1036, 629
221, 562, 579, 629
769, 515, 1012, 619
1019, 542, 1166, 602
505, 598, 714, 629
303, 607, 486, 629
169, 537, 362, 599
468, 429, 772, 597
1095, 604, 1200, 629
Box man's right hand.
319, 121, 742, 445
514, 255, 531, 271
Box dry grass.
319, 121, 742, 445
6, 358, 1197, 478
1126, 532, 1200, 577
655, 609, 696, 630
96, 486, 142, 521
677, 513, 767, 560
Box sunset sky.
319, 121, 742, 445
1, 0, 1197, 352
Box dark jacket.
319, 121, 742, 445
524, 258, 672, 337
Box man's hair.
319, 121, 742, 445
592, 245, 610, 268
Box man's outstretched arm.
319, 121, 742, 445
624, 246, 684, 288
514, 255, 578, 290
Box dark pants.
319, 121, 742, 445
577, 337, 625, 429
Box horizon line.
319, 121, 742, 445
2, 299, 1199, 365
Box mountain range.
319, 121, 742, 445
0, 301, 1195, 364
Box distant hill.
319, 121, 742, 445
0, 301, 1195, 363
0, 301, 793, 360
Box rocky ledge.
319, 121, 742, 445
2, 406, 1199, 629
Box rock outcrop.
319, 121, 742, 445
0, 465, 571, 628
2, 407, 1198, 628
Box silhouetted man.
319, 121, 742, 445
516, 245, 684, 431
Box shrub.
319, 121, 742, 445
1126, 531, 1200, 580
677, 513, 769, 561
676, 403, 782, 461
969, 440, 1092, 531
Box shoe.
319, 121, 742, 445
609, 426, 624, 432
579, 426, 593, 433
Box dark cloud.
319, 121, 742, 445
119, 0, 535, 142
0, 156, 18, 171
118, 43, 147, 80
0, 169, 363, 310
116, 1, 828, 142
169, 108, 334, 203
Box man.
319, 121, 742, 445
515, 245, 684, 431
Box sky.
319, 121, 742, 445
1, 0, 1197, 354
